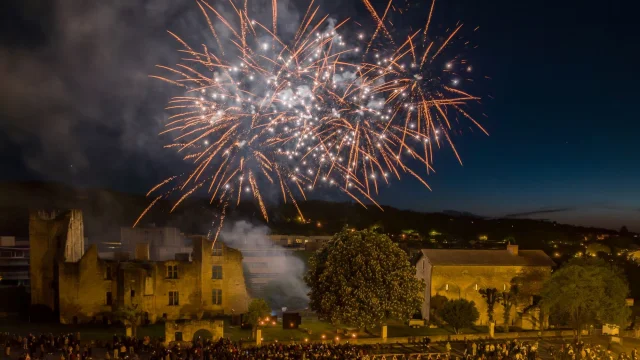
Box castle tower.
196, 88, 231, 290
29, 210, 85, 315
64, 210, 85, 262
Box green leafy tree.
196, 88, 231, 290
437, 299, 480, 334
479, 288, 500, 323
113, 305, 144, 337
541, 258, 630, 338
305, 228, 425, 330
244, 298, 271, 339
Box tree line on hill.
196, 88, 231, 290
0, 181, 633, 252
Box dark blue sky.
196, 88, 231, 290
368, 0, 640, 230
0, 0, 638, 230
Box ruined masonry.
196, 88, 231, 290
29, 210, 249, 324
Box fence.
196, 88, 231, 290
362, 353, 447, 360
250, 329, 582, 347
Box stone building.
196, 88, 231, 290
415, 244, 554, 329
267, 234, 332, 251
30, 210, 85, 313
29, 210, 249, 324
0, 236, 30, 287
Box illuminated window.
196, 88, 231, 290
503, 284, 507, 291
474, 284, 478, 291
168, 291, 179, 306
212, 289, 222, 305
445, 284, 449, 291
212, 265, 223, 279
166, 265, 178, 279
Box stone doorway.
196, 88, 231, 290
165, 320, 223, 343
193, 329, 214, 341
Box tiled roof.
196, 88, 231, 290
420, 249, 555, 267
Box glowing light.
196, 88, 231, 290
138, 0, 488, 242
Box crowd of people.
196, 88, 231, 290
460, 338, 638, 360
1, 332, 441, 360
546, 340, 637, 360
2, 331, 638, 360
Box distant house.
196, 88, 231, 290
0, 236, 30, 287
415, 244, 555, 329
267, 234, 332, 251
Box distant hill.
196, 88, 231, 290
0, 181, 220, 242
0, 181, 626, 249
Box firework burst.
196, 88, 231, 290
136, 0, 489, 241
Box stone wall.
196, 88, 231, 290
58, 245, 113, 324
64, 210, 85, 263
415, 257, 431, 320
250, 329, 581, 347
429, 265, 551, 328
56, 232, 248, 324
193, 237, 249, 317
29, 210, 85, 315
165, 320, 224, 343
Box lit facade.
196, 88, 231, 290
29, 210, 249, 324
415, 244, 554, 329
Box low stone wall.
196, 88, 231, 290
250, 329, 581, 347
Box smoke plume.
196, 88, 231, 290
220, 221, 310, 311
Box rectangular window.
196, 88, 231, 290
131, 290, 135, 298
166, 265, 178, 279
212, 289, 222, 305
211, 265, 223, 279
105, 265, 112, 280
211, 242, 223, 256
106, 292, 113, 306
169, 291, 180, 306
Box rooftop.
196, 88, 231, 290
420, 248, 555, 267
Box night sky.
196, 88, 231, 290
0, 0, 638, 231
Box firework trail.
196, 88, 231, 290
136, 0, 488, 242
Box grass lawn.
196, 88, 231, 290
0, 316, 489, 343
383, 319, 488, 337
225, 316, 362, 342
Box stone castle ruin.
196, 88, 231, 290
29, 209, 249, 324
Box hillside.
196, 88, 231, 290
0, 181, 628, 249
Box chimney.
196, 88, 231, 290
135, 243, 150, 261
507, 244, 519, 256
